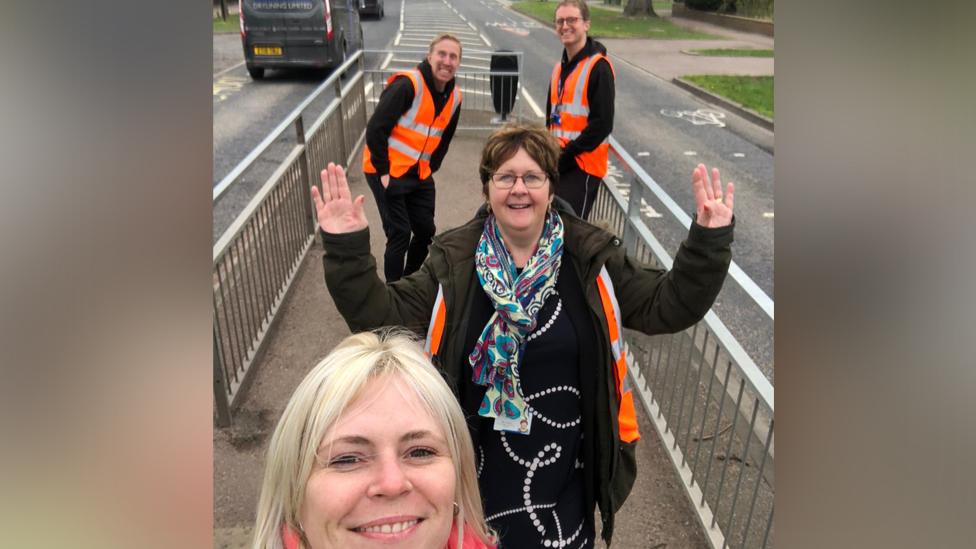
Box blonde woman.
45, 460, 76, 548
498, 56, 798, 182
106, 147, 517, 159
252, 331, 495, 549
313, 123, 734, 547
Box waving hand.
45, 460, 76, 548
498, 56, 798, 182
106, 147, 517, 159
691, 164, 734, 228
310, 163, 368, 234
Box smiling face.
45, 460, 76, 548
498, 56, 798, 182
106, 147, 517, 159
555, 5, 590, 55
300, 375, 457, 549
426, 38, 461, 90
487, 147, 554, 242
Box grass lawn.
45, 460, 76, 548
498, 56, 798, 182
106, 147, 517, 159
213, 16, 238, 34
511, 2, 718, 39
689, 48, 774, 57
684, 75, 773, 119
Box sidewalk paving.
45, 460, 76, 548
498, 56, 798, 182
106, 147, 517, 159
213, 131, 709, 548
212, 10, 774, 548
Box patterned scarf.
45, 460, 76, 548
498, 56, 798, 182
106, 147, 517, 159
469, 209, 564, 422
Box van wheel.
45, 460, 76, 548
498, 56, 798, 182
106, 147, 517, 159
247, 66, 265, 80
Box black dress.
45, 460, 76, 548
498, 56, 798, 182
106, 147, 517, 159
476, 290, 595, 549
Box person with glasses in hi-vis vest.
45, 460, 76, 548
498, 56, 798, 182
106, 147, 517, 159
363, 34, 463, 282
546, 0, 614, 221
311, 123, 735, 548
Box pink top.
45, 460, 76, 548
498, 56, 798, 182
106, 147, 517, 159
281, 521, 495, 549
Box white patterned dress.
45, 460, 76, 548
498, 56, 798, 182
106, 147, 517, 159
477, 291, 594, 549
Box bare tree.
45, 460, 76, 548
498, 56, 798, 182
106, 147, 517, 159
623, 0, 659, 17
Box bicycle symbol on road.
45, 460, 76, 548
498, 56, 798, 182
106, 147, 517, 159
660, 108, 726, 128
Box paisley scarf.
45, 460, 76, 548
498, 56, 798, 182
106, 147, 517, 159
469, 209, 564, 422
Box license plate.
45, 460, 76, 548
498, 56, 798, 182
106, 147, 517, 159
253, 46, 282, 56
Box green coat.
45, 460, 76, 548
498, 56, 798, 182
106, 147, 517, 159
321, 202, 733, 544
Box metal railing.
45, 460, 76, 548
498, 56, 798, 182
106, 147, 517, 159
213, 50, 527, 426
590, 138, 775, 548
361, 49, 525, 130
211, 47, 774, 547
212, 52, 368, 427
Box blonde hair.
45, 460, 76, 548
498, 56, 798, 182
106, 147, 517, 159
252, 330, 493, 548
428, 33, 463, 57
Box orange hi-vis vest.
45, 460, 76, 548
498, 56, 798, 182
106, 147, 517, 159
363, 69, 462, 180
549, 54, 615, 179
423, 267, 640, 444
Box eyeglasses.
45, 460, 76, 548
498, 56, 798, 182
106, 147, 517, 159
490, 172, 548, 189
555, 16, 581, 27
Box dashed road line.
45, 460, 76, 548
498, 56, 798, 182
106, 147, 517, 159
213, 61, 245, 79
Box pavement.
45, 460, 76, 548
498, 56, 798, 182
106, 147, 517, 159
599, 12, 773, 82
212, 8, 772, 549
214, 132, 712, 548
512, 4, 775, 141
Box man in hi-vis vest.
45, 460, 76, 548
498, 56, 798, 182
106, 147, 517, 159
363, 34, 463, 282
546, 0, 614, 220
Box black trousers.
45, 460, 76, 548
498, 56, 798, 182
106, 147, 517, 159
555, 166, 603, 220
365, 173, 436, 282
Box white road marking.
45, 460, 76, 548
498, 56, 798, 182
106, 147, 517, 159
520, 87, 544, 118
637, 152, 650, 157
683, 151, 698, 156
481, 33, 492, 46
661, 108, 727, 127
763, 212, 774, 218
213, 61, 245, 79
733, 153, 745, 158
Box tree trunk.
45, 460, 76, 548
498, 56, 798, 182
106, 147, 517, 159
623, 0, 659, 17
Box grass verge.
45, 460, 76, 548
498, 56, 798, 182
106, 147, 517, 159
213, 17, 238, 34
511, 2, 718, 39
689, 48, 774, 57
684, 75, 773, 119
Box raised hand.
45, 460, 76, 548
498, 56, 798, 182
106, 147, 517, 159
691, 164, 734, 228
310, 163, 368, 234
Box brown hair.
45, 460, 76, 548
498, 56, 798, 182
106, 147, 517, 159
555, 0, 590, 21
428, 33, 463, 57
479, 123, 561, 197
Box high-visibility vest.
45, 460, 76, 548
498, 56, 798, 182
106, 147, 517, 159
548, 54, 615, 179
363, 69, 462, 180
423, 267, 640, 444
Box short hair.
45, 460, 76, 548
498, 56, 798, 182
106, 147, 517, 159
428, 33, 463, 58
251, 330, 493, 549
555, 0, 590, 21
479, 123, 561, 197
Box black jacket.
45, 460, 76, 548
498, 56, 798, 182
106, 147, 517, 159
546, 38, 615, 175
321, 201, 734, 544
364, 59, 461, 179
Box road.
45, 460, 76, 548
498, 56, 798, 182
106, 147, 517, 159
212, 0, 773, 377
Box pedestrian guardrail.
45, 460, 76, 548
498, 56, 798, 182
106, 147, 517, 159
361, 49, 525, 131
212, 52, 368, 426
590, 140, 775, 549
213, 50, 527, 426
211, 48, 775, 548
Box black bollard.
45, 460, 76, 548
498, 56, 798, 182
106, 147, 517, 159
490, 51, 519, 123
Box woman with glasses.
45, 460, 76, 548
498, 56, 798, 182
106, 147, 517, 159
311, 123, 735, 548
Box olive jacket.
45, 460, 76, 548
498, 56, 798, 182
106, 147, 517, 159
320, 201, 733, 544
